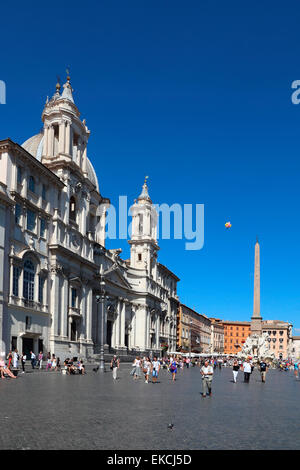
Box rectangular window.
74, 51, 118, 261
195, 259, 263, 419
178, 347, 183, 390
71, 288, 77, 308
40, 218, 46, 238
42, 184, 47, 200
17, 166, 22, 184
13, 266, 19, 296
15, 204, 21, 225
28, 175, 35, 193
38, 276, 44, 303
25, 316, 32, 330
27, 209, 36, 232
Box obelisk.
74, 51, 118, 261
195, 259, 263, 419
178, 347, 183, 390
250, 239, 262, 335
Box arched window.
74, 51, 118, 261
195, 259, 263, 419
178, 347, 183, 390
28, 175, 35, 193
69, 196, 76, 222
23, 260, 35, 300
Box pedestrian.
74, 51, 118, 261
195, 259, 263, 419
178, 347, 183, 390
132, 356, 142, 380
7, 351, 12, 369
51, 354, 56, 370
13, 349, 19, 369
200, 360, 214, 397
30, 351, 36, 369
110, 355, 120, 380
294, 361, 299, 379
169, 358, 177, 382
46, 353, 52, 371
243, 359, 252, 383
38, 351, 43, 369
143, 356, 151, 383
21, 353, 26, 373
151, 356, 161, 383
130, 358, 137, 378
232, 359, 239, 383
56, 357, 61, 371
259, 359, 268, 383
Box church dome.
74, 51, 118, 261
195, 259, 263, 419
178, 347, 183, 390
22, 133, 43, 158
21, 133, 100, 192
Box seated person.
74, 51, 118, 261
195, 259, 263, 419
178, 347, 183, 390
78, 360, 85, 374
0, 358, 17, 379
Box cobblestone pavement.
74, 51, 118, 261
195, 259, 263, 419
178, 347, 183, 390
0, 365, 299, 450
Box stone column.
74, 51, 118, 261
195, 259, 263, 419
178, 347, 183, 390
115, 300, 121, 348
50, 266, 61, 337
120, 300, 126, 348
111, 315, 116, 348
21, 169, 27, 199
156, 314, 160, 349
146, 307, 151, 349
65, 122, 71, 155
61, 275, 68, 338
43, 125, 48, 156
47, 125, 54, 157
9, 259, 14, 297
59, 121, 65, 154
11, 161, 17, 192
82, 144, 88, 175
70, 127, 74, 160
86, 288, 92, 342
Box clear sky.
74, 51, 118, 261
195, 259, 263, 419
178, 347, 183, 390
1, 1, 300, 331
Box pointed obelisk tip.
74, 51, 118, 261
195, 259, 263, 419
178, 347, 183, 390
256, 235, 259, 244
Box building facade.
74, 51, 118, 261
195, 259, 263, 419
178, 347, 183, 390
0, 75, 179, 360
209, 318, 224, 353
290, 336, 300, 360
222, 321, 251, 354
177, 304, 211, 353
261, 320, 292, 360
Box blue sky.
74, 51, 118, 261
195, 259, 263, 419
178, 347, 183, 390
1, 1, 300, 330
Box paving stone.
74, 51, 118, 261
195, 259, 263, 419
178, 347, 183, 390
0, 366, 299, 449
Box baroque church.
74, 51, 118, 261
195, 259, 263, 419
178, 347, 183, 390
0, 75, 180, 360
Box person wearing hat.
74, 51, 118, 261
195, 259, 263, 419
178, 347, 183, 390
110, 355, 120, 380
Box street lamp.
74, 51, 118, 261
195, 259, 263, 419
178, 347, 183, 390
95, 274, 106, 373
94, 257, 121, 372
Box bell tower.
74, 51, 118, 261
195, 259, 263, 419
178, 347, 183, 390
41, 73, 90, 177
129, 177, 159, 277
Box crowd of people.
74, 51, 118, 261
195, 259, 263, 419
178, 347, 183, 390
1, 349, 300, 393
0, 350, 86, 378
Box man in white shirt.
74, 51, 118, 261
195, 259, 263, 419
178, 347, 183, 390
30, 351, 36, 369
151, 356, 161, 383
200, 360, 214, 397
243, 359, 252, 383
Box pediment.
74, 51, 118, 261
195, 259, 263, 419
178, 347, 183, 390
105, 265, 132, 290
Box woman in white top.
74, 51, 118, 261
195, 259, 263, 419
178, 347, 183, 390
143, 357, 151, 383
133, 357, 142, 380
51, 354, 57, 371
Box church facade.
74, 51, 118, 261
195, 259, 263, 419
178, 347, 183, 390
0, 75, 179, 360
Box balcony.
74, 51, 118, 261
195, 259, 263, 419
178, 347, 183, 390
68, 307, 82, 319
25, 323, 43, 335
